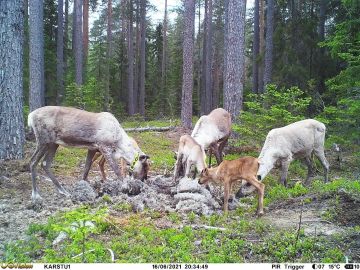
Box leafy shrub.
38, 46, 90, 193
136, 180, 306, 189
64, 77, 105, 112
234, 84, 311, 147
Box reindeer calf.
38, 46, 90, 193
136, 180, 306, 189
198, 156, 265, 215
174, 135, 206, 180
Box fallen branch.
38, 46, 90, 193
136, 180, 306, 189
124, 126, 175, 132
184, 225, 227, 231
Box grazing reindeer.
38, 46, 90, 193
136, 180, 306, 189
174, 135, 207, 180
28, 106, 148, 201
198, 156, 264, 215
257, 119, 329, 186
191, 108, 231, 166
89, 137, 150, 181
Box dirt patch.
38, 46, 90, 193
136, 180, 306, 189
262, 193, 360, 236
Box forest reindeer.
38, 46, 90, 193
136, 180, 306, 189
191, 108, 232, 166
90, 142, 150, 182
174, 135, 207, 180
198, 156, 264, 215
28, 106, 148, 201
257, 119, 329, 186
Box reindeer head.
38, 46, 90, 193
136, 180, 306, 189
198, 168, 211, 185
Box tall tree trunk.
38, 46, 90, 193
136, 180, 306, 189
134, 0, 140, 113
181, 0, 196, 129
202, 0, 213, 114
317, 0, 326, 94
197, 0, 201, 114
64, 0, 69, 78
127, 0, 135, 115
57, 0, 64, 104
83, 0, 89, 67
29, 0, 44, 111
263, 0, 274, 89
223, 0, 246, 121
0, 0, 25, 159
161, 0, 168, 111
105, 0, 112, 111
74, 0, 83, 86
258, 0, 265, 93
252, 0, 260, 94
139, 0, 146, 115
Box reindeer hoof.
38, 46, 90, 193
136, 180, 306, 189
58, 187, 70, 197
256, 211, 264, 217
31, 192, 43, 203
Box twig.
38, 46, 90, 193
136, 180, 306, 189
124, 126, 175, 132
189, 225, 227, 231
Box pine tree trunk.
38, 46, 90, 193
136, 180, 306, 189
317, 0, 326, 94
74, 0, 83, 86
0, 0, 25, 159
127, 0, 135, 115
139, 0, 146, 116
64, 0, 69, 77
223, 0, 246, 121
258, 0, 265, 93
83, 0, 89, 67
57, 0, 64, 104
263, 0, 274, 89
161, 0, 168, 112
181, 0, 195, 129
252, 0, 260, 94
134, 0, 140, 114
201, 0, 213, 114
29, 0, 44, 111
105, 0, 112, 111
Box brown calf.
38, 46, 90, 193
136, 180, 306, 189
198, 156, 265, 215
90, 152, 150, 181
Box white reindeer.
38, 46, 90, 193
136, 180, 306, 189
28, 106, 148, 201
191, 108, 232, 166
257, 119, 330, 186
174, 135, 207, 180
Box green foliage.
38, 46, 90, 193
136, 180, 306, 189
264, 182, 309, 206
251, 230, 345, 262
64, 78, 105, 112
317, 95, 360, 145
235, 85, 311, 147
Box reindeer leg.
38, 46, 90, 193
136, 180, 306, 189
83, 150, 98, 181
212, 143, 222, 165
304, 156, 315, 185
41, 143, 70, 196
99, 146, 122, 180
98, 156, 107, 181
120, 158, 127, 178
280, 158, 291, 187
223, 181, 230, 214
314, 149, 330, 183
245, 175, 265, 216
218, 138, 228, 163
30, 144, 48, 202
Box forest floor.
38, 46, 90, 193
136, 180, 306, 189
0, 122, 359, 263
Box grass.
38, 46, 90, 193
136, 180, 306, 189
2, 204, 353, 263
130, 131, 175, 172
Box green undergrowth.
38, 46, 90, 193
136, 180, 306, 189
2, 197, 357, 263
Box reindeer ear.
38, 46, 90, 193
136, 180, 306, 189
202, 168, 209, 175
